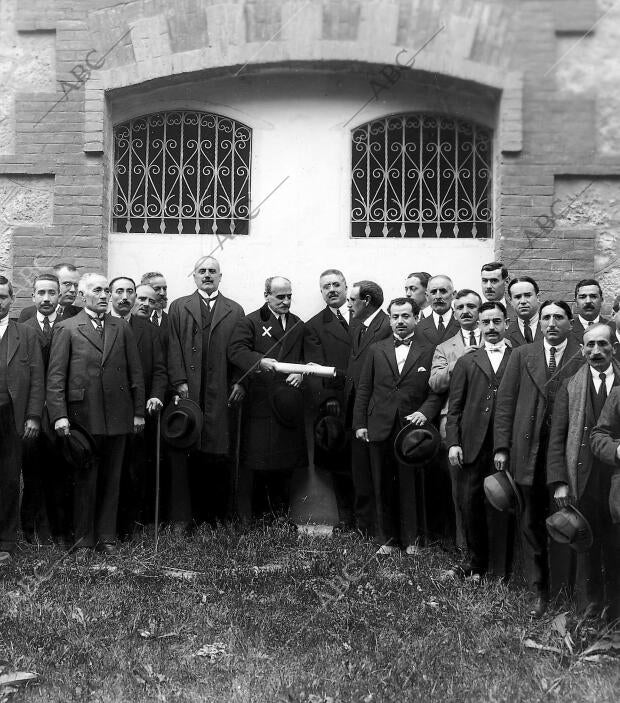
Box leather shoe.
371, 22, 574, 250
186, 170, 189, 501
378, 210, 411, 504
529, 594, 548, 618
454, 562, 484, 578
376, 544, 398, 555
95, 543, 117, 556
0, 551, 12, 566
332, 521, 355, 535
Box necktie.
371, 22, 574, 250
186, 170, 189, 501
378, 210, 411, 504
524, 322, 533, 344
437, 316, 445, 336
277, 314, 285, 331
57, 307, 64, 320
486, 345, 503, 353
93, 316, 104, 337
151, 311, 159, 326
598, 372, 608, 403
358, 325, 367, 345
469, 330, 476, 347
42, 315, 52, 339
548, 346, 557, 374
588, 321, 594, 327
394, 337, 412, 347
336, 309, 349, 331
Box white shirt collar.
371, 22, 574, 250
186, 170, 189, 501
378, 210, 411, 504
329, 303, 349, 321
110, 309, 131, 321
484, 339, 507, 352
84, 308, 104, 320
268, 305, 285, 319
590, 364, 613, 381
36, 310, 58, 324
363, 307, 382, 328
579, 314, 600, 328
198, 290, 219, 301
518, 312, 539, 331
543, 337, 568, 354
0, 316, 8, 329
432, 309, 453, 327
420, 305, 433, 318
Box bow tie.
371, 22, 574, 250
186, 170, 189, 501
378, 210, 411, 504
394, 337, 413, 347
486, 344, 504, 353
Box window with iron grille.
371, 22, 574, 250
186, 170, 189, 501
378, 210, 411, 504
113, 111, 251, 235
351, 114, 492, 239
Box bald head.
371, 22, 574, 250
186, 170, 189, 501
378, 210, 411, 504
193, 256, 222, 295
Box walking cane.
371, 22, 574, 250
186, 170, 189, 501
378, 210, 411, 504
154, 411, 161, 554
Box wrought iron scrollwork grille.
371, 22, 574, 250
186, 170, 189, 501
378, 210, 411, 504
351, 114, 492, 239
113, 111, 251, 235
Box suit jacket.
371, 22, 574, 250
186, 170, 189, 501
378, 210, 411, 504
168, 291, 244, 454
18, 304, 81, 323
304, 306, 351, 409
46, 311, 145, 436
22, 315, 56, 369
571, 315, 609, 345
0, 321, 45, 433
494, 336, 584, 485
127, 315, 168, 402
547, 361, 620, 498
413, 313, 459, 348
344, 310, 391, 423
445, 345, 511, 463
352, 338, 442, 442
591, 387, 620, 466
506, 318, 542, 348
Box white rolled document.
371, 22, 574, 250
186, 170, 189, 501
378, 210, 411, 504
272, 362, 337, 378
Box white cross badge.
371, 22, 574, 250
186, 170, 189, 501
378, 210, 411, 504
261, 325, 272, 338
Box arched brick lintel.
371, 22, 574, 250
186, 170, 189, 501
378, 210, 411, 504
85, 49, 522, 154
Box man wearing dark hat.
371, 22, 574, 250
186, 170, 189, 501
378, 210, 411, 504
229, 276, 306, 522
0, 276, 44, 566
344, 280, 391, 537
21, 273, 70, 546
353, 297, 442, 554
109, 276, 167, 534
47, 273, 145, 553
304, 269, 353, 532
495, 300, 583, 615
446, 301, 514, 578
167, 256, 245, 529
550, 323, 620, 621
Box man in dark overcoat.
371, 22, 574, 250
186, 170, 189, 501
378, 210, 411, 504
494, 300, 584, 615
353, 297, 442, 553
228, 276, 306, 522
21, 273, 70, 545
0, 276, 44, 566
446, 301, 514, 578
304, 268, 352, 530
47, 273, 145, 553
167, 256, 245, 527
109, 276, 167, 533
550, 323, 620, 622
344, 280, 391, 537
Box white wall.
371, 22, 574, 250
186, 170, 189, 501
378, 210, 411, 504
108, 70, 496, 318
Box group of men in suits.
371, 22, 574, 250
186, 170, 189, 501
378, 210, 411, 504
0, 260, 618, 626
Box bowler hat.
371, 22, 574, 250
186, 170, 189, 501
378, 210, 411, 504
161, 398, 202, 449
270, 385, 304, 429
394, 422, 440, 466
546, 505, 593, 553
483, 470, 523, 514
315, 415, 347, 454
60, 421, 97, 469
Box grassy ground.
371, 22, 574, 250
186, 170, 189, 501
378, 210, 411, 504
0, 523, 618, 703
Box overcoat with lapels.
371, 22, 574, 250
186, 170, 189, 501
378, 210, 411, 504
228, 303, 307, 471
352, 337, 442, 442
46, 311, 145, 436
167, 290, 244, 454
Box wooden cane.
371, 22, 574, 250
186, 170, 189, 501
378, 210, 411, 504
154, 412, 161, 554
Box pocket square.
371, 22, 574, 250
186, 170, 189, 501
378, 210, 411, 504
417, 367, 427, 372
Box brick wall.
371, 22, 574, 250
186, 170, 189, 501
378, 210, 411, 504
1, 0, 619, 310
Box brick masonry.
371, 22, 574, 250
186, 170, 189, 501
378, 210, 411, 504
0, 0, 619, 311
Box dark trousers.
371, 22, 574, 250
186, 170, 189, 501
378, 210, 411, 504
0, 403, 21, 552
21, 433, 71, 543
456, 444, 515, 577
520, 469, 550, 594
351, 439, 376, 536
332, 470, 355, 526
168, 449, 233, 525
369, 420, 424, 547
577, 461, 620, 619
73, 435, 126, 547
426, 441, 456, 543
236, 464, 292, 522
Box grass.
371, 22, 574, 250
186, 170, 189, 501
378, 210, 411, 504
0, 523, 618, 702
